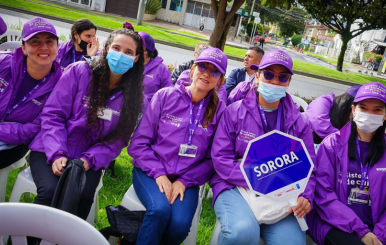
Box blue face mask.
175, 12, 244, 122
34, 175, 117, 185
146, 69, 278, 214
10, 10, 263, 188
257, 82, 288, 103
106, 49, 136, 74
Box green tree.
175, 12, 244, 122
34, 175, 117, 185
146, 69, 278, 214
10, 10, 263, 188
261, 0, 386, 72
291, 34, 302, 46
209, 0, 245, 50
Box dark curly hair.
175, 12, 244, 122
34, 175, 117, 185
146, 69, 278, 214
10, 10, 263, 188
86, 29, 144, 143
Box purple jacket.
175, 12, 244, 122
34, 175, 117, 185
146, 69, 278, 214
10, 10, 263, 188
56, 41, 100, 70
175, 70, 227, 103
305, 92, 338, 139
307, 123, 386, 245
29, 61, 128, 171
0, 48, 62, 145
210, 91, 317, 206
143, 56, 172, 104
0, 16, 6, 36
128, 83, 226, 188
227, 80, 254, 106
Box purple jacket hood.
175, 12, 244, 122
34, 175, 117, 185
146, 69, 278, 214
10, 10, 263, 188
308, 123, 386, 245
305, 92, 338, 139
128, 83, 226, 187
227, 80, 254, 106
29, 60, 129, 171
210, 90, 316, 206
0, 48, 62, 145
143, 56, 172, 104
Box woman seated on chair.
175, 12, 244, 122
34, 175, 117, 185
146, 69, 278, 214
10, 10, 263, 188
56, 18, 99, 71
0, 17, 62, 170
27, 28, 144, 220
128, 47, 227, 245
210, 49, 316, 245
308, 82, 386, 245
305, 85, 361, 144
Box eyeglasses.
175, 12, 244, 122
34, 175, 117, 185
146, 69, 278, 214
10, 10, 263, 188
197, 63, 221, 78
261, 70, 291, 83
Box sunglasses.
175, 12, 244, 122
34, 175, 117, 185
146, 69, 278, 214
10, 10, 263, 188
261, 70, 291, 83
197, 63, 221, 78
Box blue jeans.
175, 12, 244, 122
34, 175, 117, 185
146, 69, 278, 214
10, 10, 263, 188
132, 167, 199, 245
214, 188, 306, 245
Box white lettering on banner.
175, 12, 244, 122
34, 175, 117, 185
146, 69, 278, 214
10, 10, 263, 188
254, 151, 300, 177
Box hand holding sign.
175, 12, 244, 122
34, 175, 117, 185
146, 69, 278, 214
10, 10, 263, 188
240, 130, 314, 231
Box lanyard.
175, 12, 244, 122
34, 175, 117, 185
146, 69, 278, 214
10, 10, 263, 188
356, 138, 370, 190
187, 90, 204, 145
258, 103, 282, 133
6, 68, 51, 116
106, 90, 122, 106
73, 47, 84, 63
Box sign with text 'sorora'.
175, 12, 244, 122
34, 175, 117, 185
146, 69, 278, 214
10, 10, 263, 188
240, 130, 314, 202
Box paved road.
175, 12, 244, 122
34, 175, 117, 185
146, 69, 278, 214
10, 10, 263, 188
0, 9, 349, 98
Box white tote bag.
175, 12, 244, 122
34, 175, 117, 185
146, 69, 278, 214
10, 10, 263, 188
237, 187, 291, 225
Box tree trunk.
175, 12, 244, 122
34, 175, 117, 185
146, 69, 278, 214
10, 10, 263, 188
337, 36, 350, 72
210, 19, 232, 50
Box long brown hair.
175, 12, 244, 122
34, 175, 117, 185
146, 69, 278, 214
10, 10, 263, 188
189, 64, 224, 126
86, 29, 144, 143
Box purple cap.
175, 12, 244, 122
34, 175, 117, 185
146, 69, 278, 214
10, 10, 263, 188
354, 82, 386, 105
258, 49, 293, 74
346, 85, 361, 97
22, 17, 58, 41
138, 32, 155, 52
194, 47, 227, 74
250, 64, 259, 70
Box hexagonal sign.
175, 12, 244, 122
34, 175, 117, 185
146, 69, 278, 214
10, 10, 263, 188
240, 130, 314, 202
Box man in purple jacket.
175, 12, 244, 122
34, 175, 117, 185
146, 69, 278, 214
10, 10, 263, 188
308, 82, 386, 245
0, 17, 61, 169
210, 49, 316, 245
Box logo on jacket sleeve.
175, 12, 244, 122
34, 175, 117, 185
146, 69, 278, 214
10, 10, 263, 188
145, 74, 154, 79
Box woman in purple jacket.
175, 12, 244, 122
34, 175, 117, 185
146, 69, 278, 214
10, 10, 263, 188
138, 32, 172, 105
128, 47, 227, 245
308, 82, 386, 245
0, 17, 61, 169
210, 49, 316, 245
56, 18, 99, 70
28, 28, 144, 220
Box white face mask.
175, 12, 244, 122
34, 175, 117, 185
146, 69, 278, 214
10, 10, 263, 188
353, 110, 385, 133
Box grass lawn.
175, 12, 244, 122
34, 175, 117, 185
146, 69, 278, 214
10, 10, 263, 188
4, 150, 217, 244
305, 52, 349, 67
1, 0, 385, 85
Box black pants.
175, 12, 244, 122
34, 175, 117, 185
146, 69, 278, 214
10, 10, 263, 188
29, 151, 102, 220
199, 25, 204, 31
0, 144, 29, 169
260, 40, 264, 48
324, 228, 365, 245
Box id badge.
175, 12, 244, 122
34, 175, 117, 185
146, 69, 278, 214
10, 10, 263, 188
98, 108, 113, 121
178, 144, 198, 158
349, 188, 370, 204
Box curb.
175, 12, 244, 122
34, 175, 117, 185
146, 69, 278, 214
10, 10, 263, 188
1, 4, 358, 86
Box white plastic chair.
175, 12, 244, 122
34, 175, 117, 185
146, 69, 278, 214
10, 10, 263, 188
0, 41, 21, 51
0, 203, 109, 245
108, 184, 205, 245
9, 166, 103, 225
290, 94, 309, 111
0, 30, 22, 42
0, 152, 28, 202
209, 218, 317, 245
